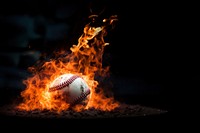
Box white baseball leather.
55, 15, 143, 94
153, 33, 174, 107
49, 74, 90, 105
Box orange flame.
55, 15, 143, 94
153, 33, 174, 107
16, 15, 119, 113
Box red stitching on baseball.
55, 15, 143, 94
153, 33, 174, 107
70, 88, 90, 105
48, 75, 80, 92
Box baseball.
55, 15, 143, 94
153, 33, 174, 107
48, 73, 90, 105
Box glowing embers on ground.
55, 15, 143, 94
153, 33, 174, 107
16, 15, 119, 113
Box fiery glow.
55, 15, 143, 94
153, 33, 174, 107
16, 15, 119, 113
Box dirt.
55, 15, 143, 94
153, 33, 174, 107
0, 103, 166, 119
0, 103, 172, 132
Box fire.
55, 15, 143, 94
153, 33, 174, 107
16, 15, 119, 113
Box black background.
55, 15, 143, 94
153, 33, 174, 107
0, 0, 198, 131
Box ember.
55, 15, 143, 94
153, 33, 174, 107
16, 15, 119, 112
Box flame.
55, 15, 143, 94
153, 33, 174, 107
16, 15, 119, 113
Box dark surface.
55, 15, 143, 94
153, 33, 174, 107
0, 114, 172, 132
0, 103, 166, 119
0, 103, 171, 131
